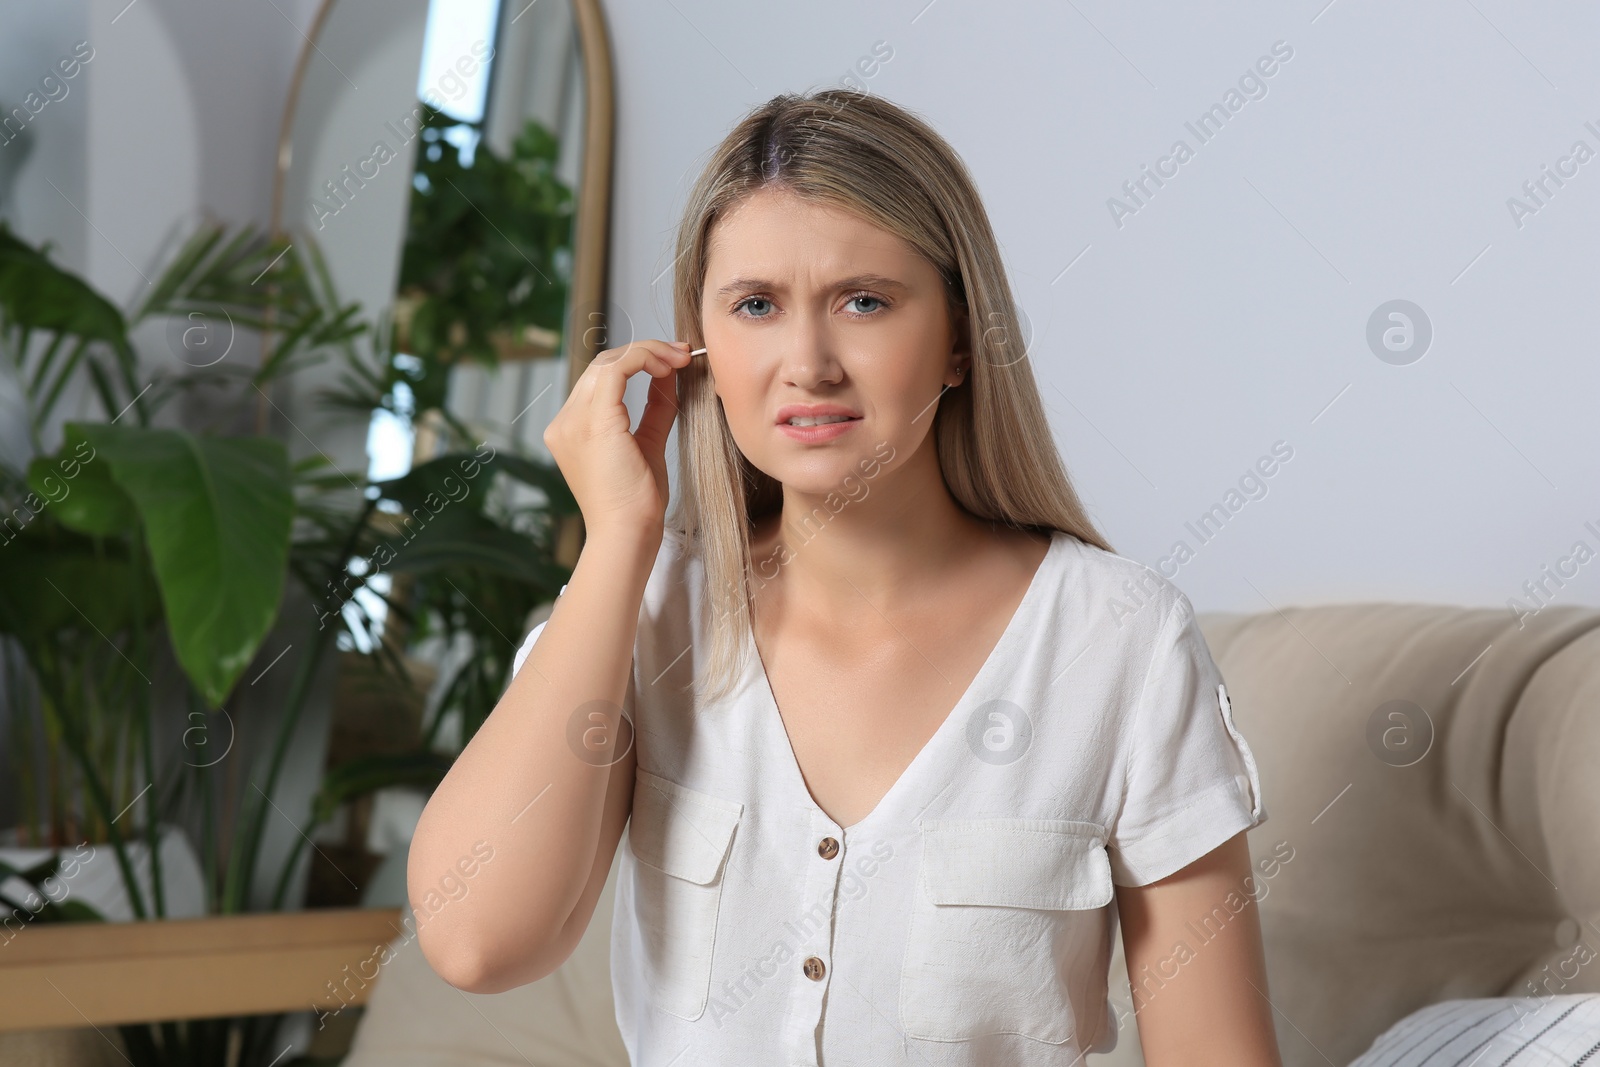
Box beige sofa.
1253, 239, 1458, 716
345, 602, 1600, 1066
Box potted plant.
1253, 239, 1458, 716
0, 218, 577, 1066
393, 103, 574, 369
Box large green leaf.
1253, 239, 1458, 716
66, 423, 295, 706
0, 536, 161, 640
0, 226, 127, 342
26, 431, 138, 537
0, 225, 142, 428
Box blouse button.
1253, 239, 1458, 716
803, 956, 826, 981
817, 836, 840, 860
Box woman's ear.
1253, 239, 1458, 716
949, 302, 973, 381
953, 302, 972, 355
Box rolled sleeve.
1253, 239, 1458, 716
511, 619, 548, 681
510, 582, 566, 681
508, 587, 637, 718
1107, 594, 1267, 887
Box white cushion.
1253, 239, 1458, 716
1347, 994, 1600, 1065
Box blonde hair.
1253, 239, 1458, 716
665, 88, 1113, 703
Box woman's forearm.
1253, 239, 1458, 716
406, 525, 658, 990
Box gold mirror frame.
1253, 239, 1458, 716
266, 0, 615, 563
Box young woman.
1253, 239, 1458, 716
409, 89, 1281, 1066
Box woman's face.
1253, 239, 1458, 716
699, 186, 968, 496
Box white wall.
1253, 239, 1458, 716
0, 0, 90, 274
79, 0, 318, 303
22, 0, 1593, 614
0, 0, 92, 467
601, 0, 1600, 616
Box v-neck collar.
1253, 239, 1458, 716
742, 530, 1064, 833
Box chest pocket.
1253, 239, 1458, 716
627, 767, 743, 1022
900, 818, 1116, 1046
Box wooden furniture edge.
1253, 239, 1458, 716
0, 907, 407, 1032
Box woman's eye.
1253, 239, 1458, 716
732, 294, 887, 319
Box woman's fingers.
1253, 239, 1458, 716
585, 339, 690, 414
542, 338, 695, 537
633, 365, 681, 459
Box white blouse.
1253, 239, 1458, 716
510, 527, 1267, 1066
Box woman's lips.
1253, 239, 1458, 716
776, 416, 862, 442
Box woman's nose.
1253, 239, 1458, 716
778, 322, 843, 387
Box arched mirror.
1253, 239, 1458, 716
264, 0, 615, 918
270, 0, 614, 553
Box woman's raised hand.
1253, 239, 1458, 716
542, 338, 694, 543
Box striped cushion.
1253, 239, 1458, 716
1348, 995, 1600, 1066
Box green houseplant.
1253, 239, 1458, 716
395, 104, 575, 371
0, 216, 577, 1066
